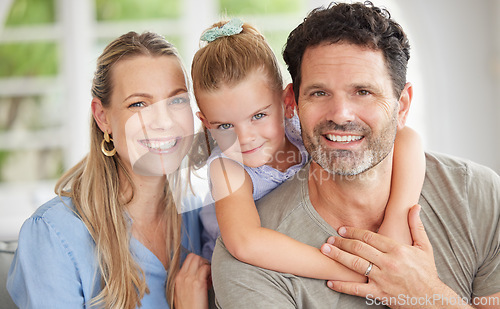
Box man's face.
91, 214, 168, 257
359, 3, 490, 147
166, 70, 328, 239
296, 43, 403, 176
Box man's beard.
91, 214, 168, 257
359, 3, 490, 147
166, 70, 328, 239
302, 109, 398, 176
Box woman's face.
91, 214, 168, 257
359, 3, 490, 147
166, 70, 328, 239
98, 55, 194, 176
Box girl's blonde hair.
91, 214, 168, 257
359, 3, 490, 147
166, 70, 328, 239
191, 20, 283, 97
55, 31, 186, 309
190, 20, 283, 158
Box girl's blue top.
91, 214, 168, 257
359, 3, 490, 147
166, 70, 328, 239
7, 194, 204, 308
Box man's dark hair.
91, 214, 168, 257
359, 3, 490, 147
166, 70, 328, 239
283, 1, 410, 101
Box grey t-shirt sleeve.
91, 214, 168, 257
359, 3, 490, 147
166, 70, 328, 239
468, 162, 500, 298
211, 238, 298, 309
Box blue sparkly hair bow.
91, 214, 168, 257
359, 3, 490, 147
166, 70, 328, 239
200, 18, 244, 42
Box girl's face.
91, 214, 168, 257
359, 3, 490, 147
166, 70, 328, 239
196, 70, 288, 169
93, 55, 194, 176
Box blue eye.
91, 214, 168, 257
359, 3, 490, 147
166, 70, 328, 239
170, 96, 190, 105
252, 113, 265, 120
129, 101, 145, 108
218, 123, 233, 130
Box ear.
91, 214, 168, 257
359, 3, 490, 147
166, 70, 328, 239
283, 83, 297, 119
91, 98, 110, 134
196, 111, 211, 129
396, 82, 413, 129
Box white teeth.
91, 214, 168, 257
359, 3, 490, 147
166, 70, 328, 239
325, 134, 362, 142
144, 139, 177, 150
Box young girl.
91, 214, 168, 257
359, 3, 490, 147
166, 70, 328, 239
191, 19, 425, 281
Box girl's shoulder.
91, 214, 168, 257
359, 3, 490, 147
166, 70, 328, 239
285, 114, 302, 145
206, 146, 245, 168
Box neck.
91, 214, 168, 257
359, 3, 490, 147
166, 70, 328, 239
118, 166, 167, 223
308, 154, 393, 232
119, 166, 170, 268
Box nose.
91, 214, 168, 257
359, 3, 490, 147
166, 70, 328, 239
146, 101, 175, 131
235, 125, 255, 145
325, 95, 356, 125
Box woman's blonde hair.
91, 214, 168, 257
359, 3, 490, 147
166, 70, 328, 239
191, 20, 283, 97
55, 31, 186, 309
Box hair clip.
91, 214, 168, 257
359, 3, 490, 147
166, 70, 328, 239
200, 18, 244, 42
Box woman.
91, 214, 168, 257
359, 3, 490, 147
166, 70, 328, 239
7, 31, 211, 309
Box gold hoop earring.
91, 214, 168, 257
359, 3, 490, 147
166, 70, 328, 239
101, 131, 116, 157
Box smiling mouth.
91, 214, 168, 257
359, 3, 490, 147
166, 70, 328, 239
324, 134, 363, 143
138, 138, 180, 154
241, 144, 263, 154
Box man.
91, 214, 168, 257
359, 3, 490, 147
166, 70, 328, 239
211, 2, 500, 308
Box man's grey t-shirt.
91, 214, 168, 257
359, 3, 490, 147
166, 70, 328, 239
211, 152, 500, 308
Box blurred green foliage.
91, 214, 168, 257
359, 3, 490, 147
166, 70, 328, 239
0, 43, 58, 77
1, 0, 298, 77
220, 0, 302, 15
264, 30, 288, 58
0, 148, 64, 181
96, 0, 181, 21
5, 0, 56, 25
3, 0, 58, 77
0, 151, 8, 181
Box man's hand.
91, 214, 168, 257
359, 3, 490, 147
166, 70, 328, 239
320, 205, 473, 309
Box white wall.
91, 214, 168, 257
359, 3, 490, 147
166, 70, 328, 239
393, 0, 499, 172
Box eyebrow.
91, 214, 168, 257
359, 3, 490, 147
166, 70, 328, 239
123, 93, 153, 103
122, 88, 188, 103
301, 82, 381, 94
351, 83, 376, 90
209, 103, 273, 125
302, 84, 323, 93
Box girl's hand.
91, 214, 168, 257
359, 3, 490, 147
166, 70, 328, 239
174, 253, 212, 309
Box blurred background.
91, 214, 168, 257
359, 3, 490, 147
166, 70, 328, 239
0, 0, 499, 240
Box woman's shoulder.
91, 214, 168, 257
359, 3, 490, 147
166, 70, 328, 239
31, 195, 78, 220
16, 195, 96, 273
21, 195, 91, 245
10, 196, 100, 307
